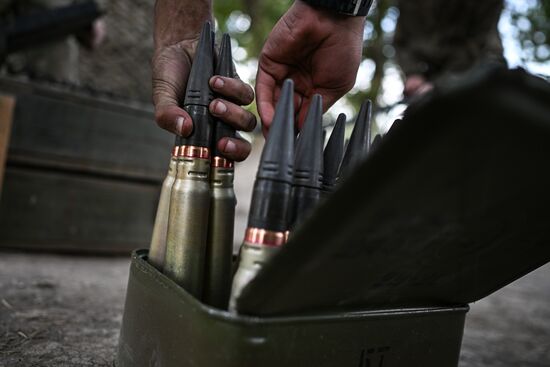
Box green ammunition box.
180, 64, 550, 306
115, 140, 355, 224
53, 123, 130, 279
117, 251, 467, 367
117, 68, 550, 366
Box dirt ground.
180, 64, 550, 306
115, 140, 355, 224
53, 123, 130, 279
1, 133, 549, 367
0, 252, 549, 366
0, 253, 126, 366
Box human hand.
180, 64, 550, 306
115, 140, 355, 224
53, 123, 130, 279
404, 74, 434, 97
256, 0, 366, 134
152, 0, 255, 161
208, 74, 256, 161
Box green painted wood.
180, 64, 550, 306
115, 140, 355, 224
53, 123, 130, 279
0, 77, 173, 182
0, 167, 160, 253
0, 78, 174, 253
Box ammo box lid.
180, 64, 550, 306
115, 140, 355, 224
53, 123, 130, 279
239, 67, 550, 316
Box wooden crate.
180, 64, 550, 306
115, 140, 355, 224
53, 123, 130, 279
0, 94, 15, 194
0, 78, 173, 254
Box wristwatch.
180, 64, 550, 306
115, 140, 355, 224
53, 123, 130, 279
300, 0, 374, 16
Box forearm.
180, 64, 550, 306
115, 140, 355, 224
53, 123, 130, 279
154, 0, 212, 50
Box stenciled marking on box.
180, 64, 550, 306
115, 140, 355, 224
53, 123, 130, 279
357, 346, 391, 367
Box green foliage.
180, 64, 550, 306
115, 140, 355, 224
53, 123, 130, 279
349, 0, 397, 109
509, 0, 550, 63
214, 0, 291, 56
214, 0, 549, 120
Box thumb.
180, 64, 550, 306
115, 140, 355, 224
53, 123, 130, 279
152, 45, 194, 136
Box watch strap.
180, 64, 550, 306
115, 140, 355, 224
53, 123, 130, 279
301, 0, 373, 16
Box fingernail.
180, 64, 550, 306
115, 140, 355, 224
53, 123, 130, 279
224, 139, 237, 153
175, 116, 185, 136
214, 101, 227, 115
213, 77, 224, 89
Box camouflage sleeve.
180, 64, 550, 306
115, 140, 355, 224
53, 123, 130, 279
394, 0, 505, 80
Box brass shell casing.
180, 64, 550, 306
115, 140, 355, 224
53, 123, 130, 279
163, 151, 211, 298
229, 228, 285, 312
148, 156, 178, 270
203, 161, 236, 309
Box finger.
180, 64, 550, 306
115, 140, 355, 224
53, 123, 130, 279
210, 76, 255, 106
210, 99, 257, 132
155, 104, 193, 137
295, 87, 343, 130
152, 46, 193, 136
255, 65, 277, 136
259, 75, 306, 135
217, 137, 252, 162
